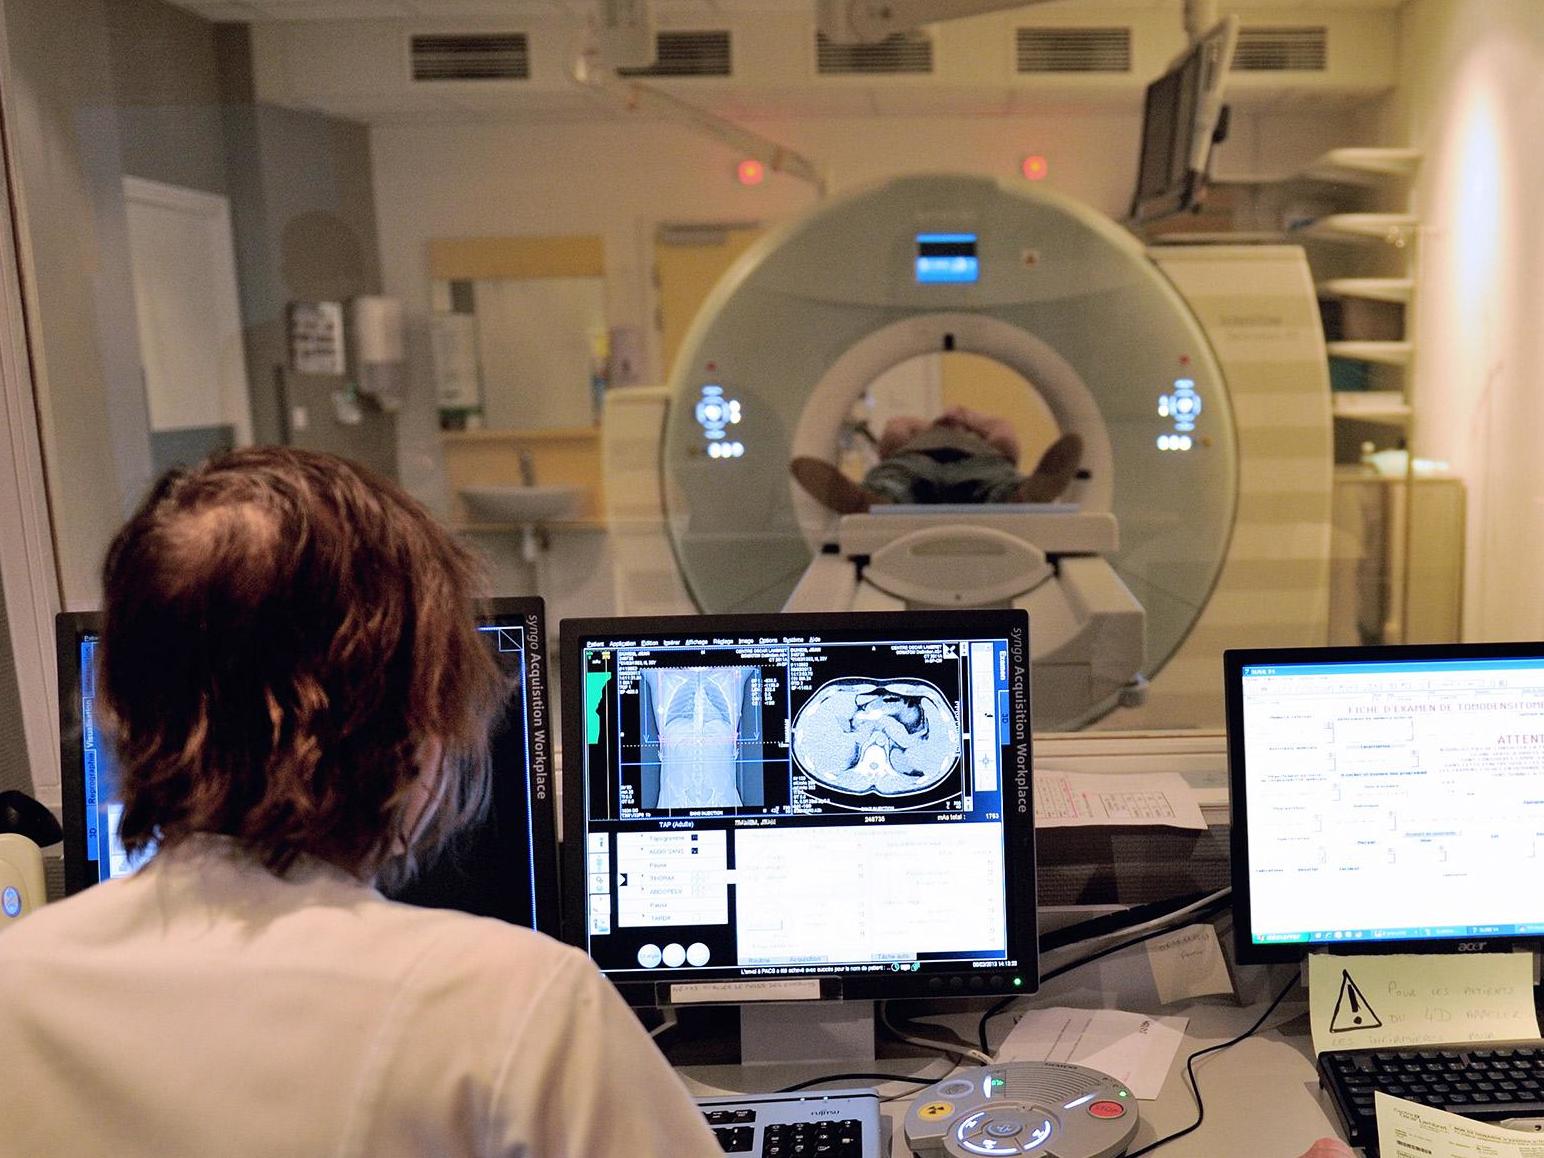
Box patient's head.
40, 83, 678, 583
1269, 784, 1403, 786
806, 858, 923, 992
99, 447, 505, 883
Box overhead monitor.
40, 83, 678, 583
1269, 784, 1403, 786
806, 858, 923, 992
560, 609, 1037, 1007
55, 599, 559, 933
1227, 642, 1544, 965
1128, 17, 1237, 225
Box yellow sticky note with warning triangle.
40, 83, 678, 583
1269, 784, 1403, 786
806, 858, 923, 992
1308, 954, 1540, 1056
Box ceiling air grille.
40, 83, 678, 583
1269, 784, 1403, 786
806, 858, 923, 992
618, 31, 732, 78
817, 33, 933, 75
410, 33, 530, 81
1232, 27, 1328, 72
1016, 27, 1131, 74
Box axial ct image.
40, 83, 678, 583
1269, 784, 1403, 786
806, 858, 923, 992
792, 678, 960, 799
638, 667, 761, 809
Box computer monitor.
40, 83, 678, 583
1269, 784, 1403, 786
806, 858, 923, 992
55, 599, 559, 933
560, 609, 1037, 1008
1227, 642, 1544, 965
1128, 17, 1237, 225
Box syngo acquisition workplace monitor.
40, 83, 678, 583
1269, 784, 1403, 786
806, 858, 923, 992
561, 610, 1037, 1007
1228, 642, 1544, 964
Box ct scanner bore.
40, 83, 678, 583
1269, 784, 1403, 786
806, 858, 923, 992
661, 174, 1239, 730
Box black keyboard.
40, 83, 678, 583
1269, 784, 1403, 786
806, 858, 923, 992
694, 1089, 881, 1157
1320, 1039, 1544, 1152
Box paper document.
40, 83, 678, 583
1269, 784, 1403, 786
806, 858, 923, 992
997, 1007, 1187, 1100
1377, 1091, 1544, 1157
1034, 769, 1206, 830
1146, 923, 1235, 1005
1308, 953, 1540, 1056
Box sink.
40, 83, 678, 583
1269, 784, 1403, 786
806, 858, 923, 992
459, 484, 583, 524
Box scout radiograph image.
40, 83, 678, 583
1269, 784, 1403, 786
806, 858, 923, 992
792, 679, 960, 797
641, 667, 756, 808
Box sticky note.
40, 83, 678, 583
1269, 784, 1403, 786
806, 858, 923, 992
1308, 953, 1539, 1056
1146, 923, 1234, 1005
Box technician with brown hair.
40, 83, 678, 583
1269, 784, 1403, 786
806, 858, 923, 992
0, 448, 718, 1157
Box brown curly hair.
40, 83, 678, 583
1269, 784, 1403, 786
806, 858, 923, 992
99, 447, 506, 883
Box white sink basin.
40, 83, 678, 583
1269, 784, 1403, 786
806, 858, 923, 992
459, 484, 583, 524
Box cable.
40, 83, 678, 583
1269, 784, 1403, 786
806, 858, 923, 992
1121, 973, 1299, 1157
778, 1068, 944, 1099
978, 893, 1234, 1055
879, 1001, 994, 1067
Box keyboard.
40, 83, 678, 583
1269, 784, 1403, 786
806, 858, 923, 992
1320, 1039, 1544, 1152
694, 1088, 882, 1157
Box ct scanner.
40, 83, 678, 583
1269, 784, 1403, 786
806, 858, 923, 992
603, 174, 1337, 731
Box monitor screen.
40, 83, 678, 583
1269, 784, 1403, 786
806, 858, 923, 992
56, 600, 559, 933
1227, 643, 1544, 964
560, 610, 1037, 1007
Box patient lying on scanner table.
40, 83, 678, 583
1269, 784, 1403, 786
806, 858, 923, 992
791, 405, 1083, 514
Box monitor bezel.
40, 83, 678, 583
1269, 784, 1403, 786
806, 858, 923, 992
559, 608, 1038, 1007
387, 596, 562, 935
56, 610, 102, 896
1226, 640, 1544, 965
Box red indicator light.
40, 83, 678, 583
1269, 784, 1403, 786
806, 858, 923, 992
736, 159, 765, 186
1021, 155, 1049, 181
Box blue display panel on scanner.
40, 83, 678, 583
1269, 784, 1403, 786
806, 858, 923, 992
560, 609, 1038, 1007
55, 601, 559, 934
1227, 642, 1544, 964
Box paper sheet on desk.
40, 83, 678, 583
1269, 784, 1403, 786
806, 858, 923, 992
1034, 770, 1206, 830
996, 1008, 1187, 1099
1377, 1091, 1544, 1156
1308, 953, 1540, 1056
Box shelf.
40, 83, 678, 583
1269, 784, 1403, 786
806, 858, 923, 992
441, 426, 600, 445
1333, 391, 1412, 424
1293, 213, 1419, 244
1297, 147, 1423, 186
1317, 277, 1414, 304
1326, 340, 1414, 367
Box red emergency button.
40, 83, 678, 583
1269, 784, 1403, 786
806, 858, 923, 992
1088, 1100, 1127, 1119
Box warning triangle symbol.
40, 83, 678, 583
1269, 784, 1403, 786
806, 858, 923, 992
1330, 969, 1383, 1034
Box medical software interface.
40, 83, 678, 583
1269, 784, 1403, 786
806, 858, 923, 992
1241, 654, 1544, 947
75, 620, 546, 906
574, 625, 1018, 979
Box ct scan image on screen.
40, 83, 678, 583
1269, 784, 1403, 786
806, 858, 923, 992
564, 611, 1035, 1001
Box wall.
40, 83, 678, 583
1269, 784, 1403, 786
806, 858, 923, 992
1, 0, 153, 609
372, 105, 1377, 515
1387, 0, 1544, 641
105, 0, 226, 197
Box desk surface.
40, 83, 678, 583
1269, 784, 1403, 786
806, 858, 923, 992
678, 959, 1342, 1157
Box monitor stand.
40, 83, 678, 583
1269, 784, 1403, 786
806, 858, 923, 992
740, 1000, 876, 1066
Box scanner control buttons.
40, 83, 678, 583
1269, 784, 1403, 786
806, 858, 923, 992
953, 1109, 1054, 1156
918, 1101, 954, 1120
1088, 1100, 1127, 1119
2, 886, 19, 918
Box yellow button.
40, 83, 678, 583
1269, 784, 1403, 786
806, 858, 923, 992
918, 1101, 954, 1120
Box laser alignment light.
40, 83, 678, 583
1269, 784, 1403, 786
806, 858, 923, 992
736, 159, 765, 186
1021, 155, 1049, 181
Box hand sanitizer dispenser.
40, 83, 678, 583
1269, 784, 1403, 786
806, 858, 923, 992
0, 791, 62, 925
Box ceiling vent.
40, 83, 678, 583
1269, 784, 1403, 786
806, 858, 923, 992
817, 32, 933, 76
618, 31, 732, 77
410, 33, 530, 81
1232, 26, 1328, 72
1016, 27, 1131, 73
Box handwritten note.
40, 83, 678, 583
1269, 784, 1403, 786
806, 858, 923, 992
997, 1007, 1187, 1099
1377, 1091, 1544, 1157
1034, 769, 1206, 830
1308, 953, 1539, 1056
1146, 923, 1235, 1005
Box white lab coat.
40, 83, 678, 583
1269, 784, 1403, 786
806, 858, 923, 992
0, 837, 718, 1157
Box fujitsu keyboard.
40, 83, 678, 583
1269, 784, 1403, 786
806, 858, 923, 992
1320, 1039, 1544, 1152
694, 1088, 882, 1157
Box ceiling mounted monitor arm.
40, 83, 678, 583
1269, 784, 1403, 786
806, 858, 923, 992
571, 52, 828, 195
818, 0, 1222, 46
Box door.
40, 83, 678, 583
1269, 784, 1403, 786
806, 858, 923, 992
123, 177, 252, 472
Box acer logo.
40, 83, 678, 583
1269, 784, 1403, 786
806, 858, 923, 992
1457, 942, 1489, 952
